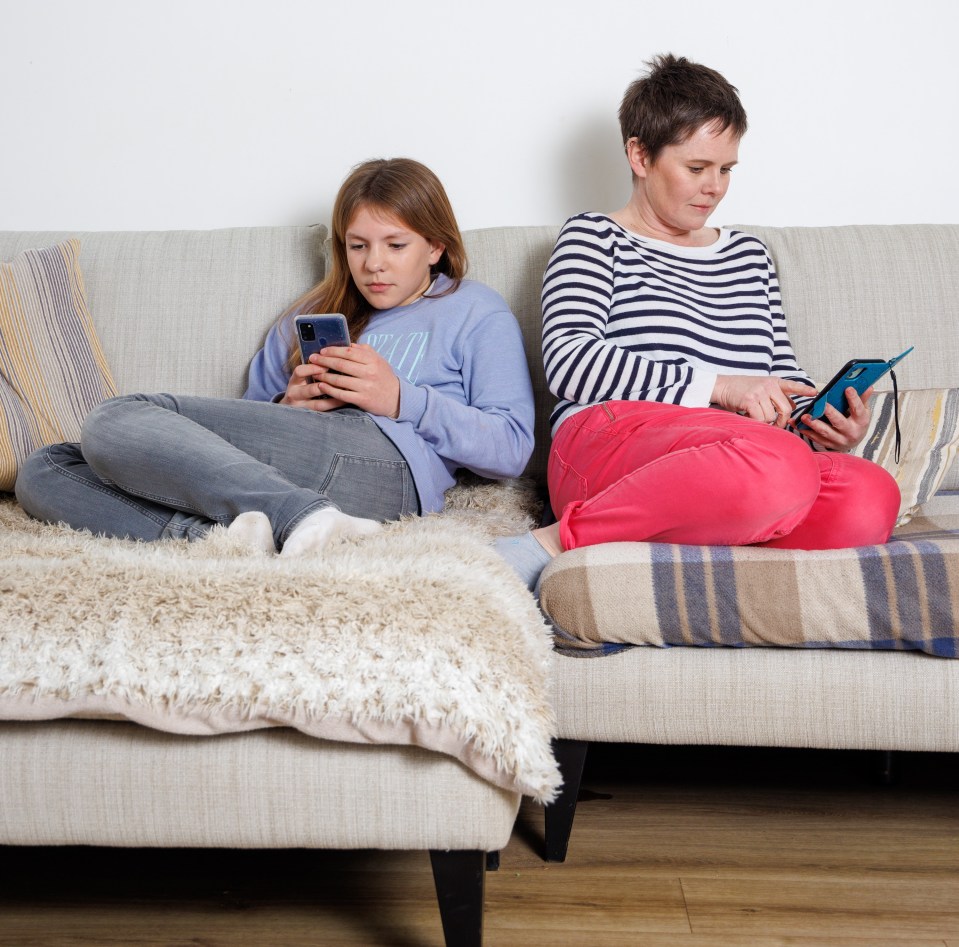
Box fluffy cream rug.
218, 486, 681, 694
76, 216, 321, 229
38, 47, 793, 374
0, 478, 561, 802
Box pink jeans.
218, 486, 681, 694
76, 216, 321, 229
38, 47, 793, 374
548, 402, 900, 551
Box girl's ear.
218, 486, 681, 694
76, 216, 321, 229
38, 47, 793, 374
428, 241, 446, 266
625, 137, 652, 179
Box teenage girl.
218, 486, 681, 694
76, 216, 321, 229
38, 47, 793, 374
17, 158, 535, 555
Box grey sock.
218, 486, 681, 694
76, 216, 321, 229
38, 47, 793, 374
493, 532, 553, 594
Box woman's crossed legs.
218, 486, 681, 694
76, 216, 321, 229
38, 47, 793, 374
549, 401, 900, 552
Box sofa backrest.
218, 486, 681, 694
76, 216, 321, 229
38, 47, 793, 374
465, 223, 959, 488
3, 222, 958, 490
0, 226, 326, 402
464, 226, 559, 486
739, 224, 959, 392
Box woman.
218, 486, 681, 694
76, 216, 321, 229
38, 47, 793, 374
496, 54, 899, 592
17, 158, 535, 555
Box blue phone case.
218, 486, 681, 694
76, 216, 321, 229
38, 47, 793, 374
803, 346, 913, 424
294, 314, 350, 366
294, 314, 350, 398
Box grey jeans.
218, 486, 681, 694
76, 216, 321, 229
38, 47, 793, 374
15, 393, 419, 546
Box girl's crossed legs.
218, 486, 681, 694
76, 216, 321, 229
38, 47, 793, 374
15, 393, 418, 550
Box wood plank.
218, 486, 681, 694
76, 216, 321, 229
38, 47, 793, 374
507, 744, 959, 879
546, 789, 959, 878
0, 898, 449, 947
0, 848, 448, 947
681, 875, 959, 938
507, 937, 951, 947
485, 868, 689, 937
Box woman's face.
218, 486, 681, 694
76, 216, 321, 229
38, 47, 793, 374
345, 206, 445, 310
629, 123, 740, 237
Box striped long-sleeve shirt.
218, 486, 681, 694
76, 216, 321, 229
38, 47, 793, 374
542, 213, 815, 433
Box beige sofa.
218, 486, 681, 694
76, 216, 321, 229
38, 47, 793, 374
0, 225, 557, 947
530, 223, 959, 859
2, 221, 959, 943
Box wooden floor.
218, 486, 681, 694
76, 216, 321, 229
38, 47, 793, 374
2, 743, 958, 946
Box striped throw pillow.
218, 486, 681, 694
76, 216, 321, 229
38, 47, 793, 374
852, 388, 959, 525
0, 240, 117, 491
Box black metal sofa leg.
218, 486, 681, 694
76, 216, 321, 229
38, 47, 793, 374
544, 737, 589, 862
429, 849, 486, 947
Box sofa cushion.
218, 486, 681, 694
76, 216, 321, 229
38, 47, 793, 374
540, 492, 959, 659
0, 721, 522, 849
0, 240, 117, 492
549, 638, 959, 750
853, 388, 959, 525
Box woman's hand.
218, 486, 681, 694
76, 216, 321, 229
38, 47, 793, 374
299, 343, 401, 419
712, 375, 817, 427
793, 385, 873, 450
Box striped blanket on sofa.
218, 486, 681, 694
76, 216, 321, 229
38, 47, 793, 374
540, 493, 959, 659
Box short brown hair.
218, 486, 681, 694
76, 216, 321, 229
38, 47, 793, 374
618, 53, 748, 162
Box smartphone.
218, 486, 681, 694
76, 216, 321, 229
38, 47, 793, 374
799, 346, 913, 427
294, 314, 350, 385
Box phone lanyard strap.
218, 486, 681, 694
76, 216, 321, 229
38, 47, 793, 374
890, 369, 902, 464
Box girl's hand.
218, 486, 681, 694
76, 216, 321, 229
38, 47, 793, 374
307, 343, 401, 419
280, 361, 347, 412
793, 385, 873, 450
712, 375, 818, 427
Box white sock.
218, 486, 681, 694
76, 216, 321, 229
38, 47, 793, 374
280, 507, 382, 558
227, 511, 276, 554
493, 532, 554, 594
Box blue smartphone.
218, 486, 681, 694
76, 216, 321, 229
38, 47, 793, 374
800, 346, 913, 427
294, 314, 350, 385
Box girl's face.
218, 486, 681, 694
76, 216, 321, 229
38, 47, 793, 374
628, 123, 740, 238
345, 206, 445, 310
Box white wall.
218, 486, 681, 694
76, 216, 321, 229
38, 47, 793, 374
2, 0, 956, 232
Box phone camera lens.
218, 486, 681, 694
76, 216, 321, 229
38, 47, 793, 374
299, 323, 316, 342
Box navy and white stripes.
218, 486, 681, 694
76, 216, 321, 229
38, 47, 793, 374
542, 213, 814, 432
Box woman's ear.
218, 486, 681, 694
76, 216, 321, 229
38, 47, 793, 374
625, 137, 651, 179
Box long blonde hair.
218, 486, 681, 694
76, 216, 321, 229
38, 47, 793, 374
281, 158, 468, 369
